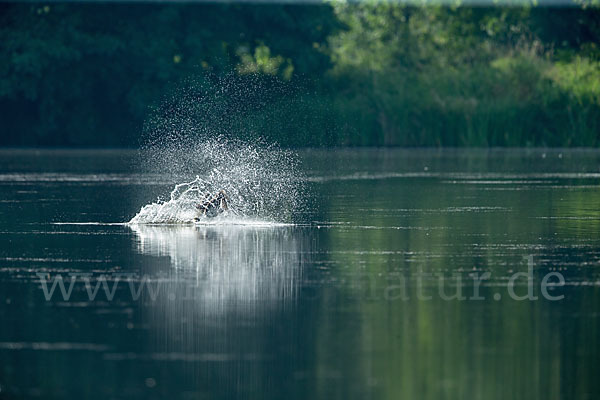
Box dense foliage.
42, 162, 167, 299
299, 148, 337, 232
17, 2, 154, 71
1, 2, 599, 147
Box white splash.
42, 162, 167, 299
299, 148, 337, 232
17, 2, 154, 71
129, 139, 304, 224
130, 224, 308, 305
129, 178, 209, 224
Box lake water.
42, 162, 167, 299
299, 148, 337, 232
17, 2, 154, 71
0, 148, 599, 399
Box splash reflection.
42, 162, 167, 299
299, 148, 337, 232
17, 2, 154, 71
126, 225, 313, 395
131, 225, 309, 309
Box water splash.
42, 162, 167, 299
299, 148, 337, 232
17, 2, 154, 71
129, 138, 304, 224
128, 75, 306, 224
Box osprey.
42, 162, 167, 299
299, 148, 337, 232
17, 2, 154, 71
194, 190, 229, 220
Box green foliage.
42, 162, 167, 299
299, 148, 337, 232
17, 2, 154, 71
0, 3, 599, 147
237, 44, 295, 79
327, 3, 600, 146
0, 3, 336, 146
548, 57, 600, 103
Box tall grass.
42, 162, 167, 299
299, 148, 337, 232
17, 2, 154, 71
325, 53, 600, 147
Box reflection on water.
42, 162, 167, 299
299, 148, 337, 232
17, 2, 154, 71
125, 225, 313, 397
1, 150, 600, 399
130, 225, 306, 307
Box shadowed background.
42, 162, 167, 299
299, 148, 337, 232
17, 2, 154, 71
1, 2, 599, 147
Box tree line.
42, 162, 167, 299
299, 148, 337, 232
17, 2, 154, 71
1, 2, 599, 147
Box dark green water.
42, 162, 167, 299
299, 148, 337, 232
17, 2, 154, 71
1, 149, 599, 399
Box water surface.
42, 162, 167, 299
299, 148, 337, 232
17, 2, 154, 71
0, 149, 599, 399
